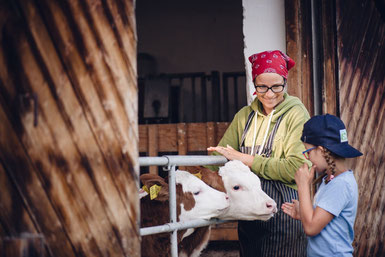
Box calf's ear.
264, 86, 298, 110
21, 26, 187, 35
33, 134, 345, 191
140, 173, 165, 184
140, 174, 169, 201
200, 168, 226, 193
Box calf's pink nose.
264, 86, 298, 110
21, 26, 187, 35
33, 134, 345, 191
266, 201, 277, 213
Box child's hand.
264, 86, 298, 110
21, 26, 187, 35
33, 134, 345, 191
295, 163, 316, 187
281, 199, 301, 220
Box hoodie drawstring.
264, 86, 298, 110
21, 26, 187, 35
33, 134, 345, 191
250, 113, 258, 155
251, 109, 275, 156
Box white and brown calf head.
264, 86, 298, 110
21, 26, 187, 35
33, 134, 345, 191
140, 170, 229, 221
217, 160, 277, 220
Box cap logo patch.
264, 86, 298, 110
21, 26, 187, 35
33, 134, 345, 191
340, 129, 348, 142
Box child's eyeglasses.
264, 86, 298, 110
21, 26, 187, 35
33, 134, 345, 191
302, 147, 317, 160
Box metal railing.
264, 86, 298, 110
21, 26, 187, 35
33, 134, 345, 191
139, 155, 228, 257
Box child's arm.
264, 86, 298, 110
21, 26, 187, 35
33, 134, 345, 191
295, 164, 334, 236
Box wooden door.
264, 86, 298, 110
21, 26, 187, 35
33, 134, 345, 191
336, 1, 385, 256
286, 0, 385, 255
0, 1, 139, 256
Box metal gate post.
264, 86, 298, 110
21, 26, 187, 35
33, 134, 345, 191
167, 164, 178, 257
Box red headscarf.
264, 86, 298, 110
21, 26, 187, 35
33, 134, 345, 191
248, 50, 295, 81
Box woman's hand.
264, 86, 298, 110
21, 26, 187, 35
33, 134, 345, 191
294, 163, 316, 188
207, 145, 241, 160
282, 199, 301, 220
207, 145, 254, 167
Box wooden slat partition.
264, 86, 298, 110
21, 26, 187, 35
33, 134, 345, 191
139, 122, 230, 156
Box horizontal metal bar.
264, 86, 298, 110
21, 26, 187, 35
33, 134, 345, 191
140, 218, 227, 236
139, 155, 228, 167
139, 156, 169, 166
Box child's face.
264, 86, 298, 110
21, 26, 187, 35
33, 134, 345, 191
303, 143, 328, 173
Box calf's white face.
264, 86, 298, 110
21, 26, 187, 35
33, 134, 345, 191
217, 160, 277, 221
176, 170, 229, 221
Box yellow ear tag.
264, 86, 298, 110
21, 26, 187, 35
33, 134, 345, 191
193, 172, 202, 180
142, 185, 149, 194
149, 184, 162, 200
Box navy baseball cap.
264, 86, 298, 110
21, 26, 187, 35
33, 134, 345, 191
301, 114, 363, 158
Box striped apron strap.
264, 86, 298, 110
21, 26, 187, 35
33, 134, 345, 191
239, 113, 283, 157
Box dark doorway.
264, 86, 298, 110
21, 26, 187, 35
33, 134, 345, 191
136, 0, 246, 124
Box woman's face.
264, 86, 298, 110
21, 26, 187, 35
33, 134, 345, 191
303, 143, 328, 173
254, 73, 285, 114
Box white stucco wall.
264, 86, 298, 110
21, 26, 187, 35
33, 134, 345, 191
242, 0, 286, 103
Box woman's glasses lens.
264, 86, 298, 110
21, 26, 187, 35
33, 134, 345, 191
255, 85, 285, 93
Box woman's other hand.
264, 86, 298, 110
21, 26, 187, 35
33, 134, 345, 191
207, 145, 254, 167
282, 199, 301, 220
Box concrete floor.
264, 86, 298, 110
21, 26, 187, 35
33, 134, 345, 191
200, 241, 240, 257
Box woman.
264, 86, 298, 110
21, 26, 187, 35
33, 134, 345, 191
208, 50, 309, 257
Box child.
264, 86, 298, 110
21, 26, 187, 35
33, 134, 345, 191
281, 114, 362, 257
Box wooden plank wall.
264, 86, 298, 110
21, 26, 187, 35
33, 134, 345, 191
139, 122, 230, 173
335, 0, 385, 256
0, 1, 139, 257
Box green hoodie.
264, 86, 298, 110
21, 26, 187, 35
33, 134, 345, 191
210, 93, 310, 190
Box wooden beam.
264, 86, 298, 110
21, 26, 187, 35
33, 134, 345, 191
285, 0, 314, 115
206, 122, 216, 148
148, 125, 159, 174
177, 123, 187, 170
319, 0, 339, 115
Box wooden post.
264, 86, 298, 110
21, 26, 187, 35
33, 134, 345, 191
319, 0, 339, 115
206, 122, 216, 148
285, 0, 314, 115
177, 123, 187, 170
211, 71, 221, 121
148, 125, 159, 174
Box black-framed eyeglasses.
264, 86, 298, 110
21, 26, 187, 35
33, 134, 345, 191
302, 147, 316, 160
254, 83, 286, 93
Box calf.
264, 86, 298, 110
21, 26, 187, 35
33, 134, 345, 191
140, 170, 229, 257
179, 160, 277, 256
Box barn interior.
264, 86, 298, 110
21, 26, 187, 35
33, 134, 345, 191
136, 0, 246, 125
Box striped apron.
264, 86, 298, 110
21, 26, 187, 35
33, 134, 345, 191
238, 111, 307, 257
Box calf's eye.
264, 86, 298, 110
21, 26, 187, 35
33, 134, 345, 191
193, 191, 200, 195
233, 185, 240, 191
